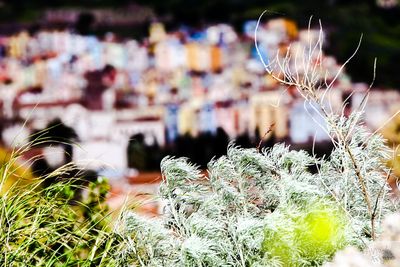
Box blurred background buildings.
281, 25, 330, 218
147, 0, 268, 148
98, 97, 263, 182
0, 0, 399, 214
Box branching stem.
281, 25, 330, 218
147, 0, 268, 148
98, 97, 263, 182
255, 14, 378, 239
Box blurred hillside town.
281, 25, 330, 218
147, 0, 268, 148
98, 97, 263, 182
0, 17, 399, 183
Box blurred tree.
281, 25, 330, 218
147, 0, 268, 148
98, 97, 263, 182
76, 12, 95, 35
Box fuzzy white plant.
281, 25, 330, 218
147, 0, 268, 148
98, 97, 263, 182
115, 18, 399, 266
253, 14, 399, 241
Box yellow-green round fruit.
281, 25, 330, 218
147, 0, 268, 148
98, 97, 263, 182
261, 210, 300, 266
262, 228, 298, 266
294, 201, 348, 261
262, 200, 349, 265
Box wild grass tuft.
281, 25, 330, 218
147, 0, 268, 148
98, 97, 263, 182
0, 145, 123, 266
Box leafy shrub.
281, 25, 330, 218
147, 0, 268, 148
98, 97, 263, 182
116, 120, 396, 266
115, 20, 399, 266
0, 159, 122, 266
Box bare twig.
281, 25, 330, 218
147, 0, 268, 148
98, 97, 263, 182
255, 13, 382, 240
257, 123, 275, 152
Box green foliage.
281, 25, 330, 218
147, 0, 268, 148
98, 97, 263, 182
0, 162, 122, 266
295, 200, 348, 259
117, 114, 397, 265
262, 210, 299, 266
262, 199, 349, 266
